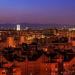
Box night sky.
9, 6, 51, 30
0, 0, 75, 24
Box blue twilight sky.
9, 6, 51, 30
0, 0, 75, 24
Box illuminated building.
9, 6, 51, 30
13, 67, 21, 75
19, 36, 26, 44
0, 69, 6, 75
6, 37, 16, 47
16, 24, 20, 31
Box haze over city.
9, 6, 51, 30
0, 0, 75, 24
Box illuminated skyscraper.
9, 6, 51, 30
17, 24, 20, 31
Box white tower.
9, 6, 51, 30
17, 24, 20, 31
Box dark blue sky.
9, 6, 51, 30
0, 0, 75, 24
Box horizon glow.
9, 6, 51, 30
0, 0, 75, 24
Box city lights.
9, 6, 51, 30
17, 24, 20, 31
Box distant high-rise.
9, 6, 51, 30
17, 24, 20, 30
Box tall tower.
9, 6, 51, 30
17, 24, 20, 31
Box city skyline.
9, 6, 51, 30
0, 0, 75, 24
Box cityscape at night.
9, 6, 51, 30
0, 0, 75, 75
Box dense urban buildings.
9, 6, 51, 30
0, 25, 75, 75
0, 0, 75, 75
0, 24, 75, 30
